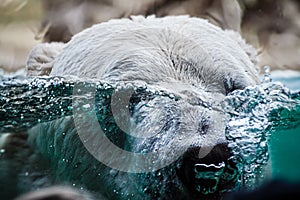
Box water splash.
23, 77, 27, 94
0, 73, 300, 198
223, 66, 300, 189
0, 76, 178, 133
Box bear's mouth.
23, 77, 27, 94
177, 143, 241, 197
194, 159, 240, 195
194, 162, 226, 194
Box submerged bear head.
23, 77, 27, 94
25, 15, 260, 199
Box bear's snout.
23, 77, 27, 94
177, 143, 240, 197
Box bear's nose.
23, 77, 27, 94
177, 143, 240, 197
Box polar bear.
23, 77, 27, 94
11, 15, 260, 200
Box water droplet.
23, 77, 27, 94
82, 104, 90, 110
262, 66, 271, 83
110, 169, 117, 176
260, 141, 266, 147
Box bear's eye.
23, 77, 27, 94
223, 78, 242, 95
198, 118, 209, 135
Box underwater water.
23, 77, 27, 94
0, 69, 299, 199
268, 70, 300, 182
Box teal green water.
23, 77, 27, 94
269, 125, 300, 182
269, 72, 300, 182
223, 70, 300, 189
0, 72, 300, 198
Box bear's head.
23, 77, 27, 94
25, 15, 260, 199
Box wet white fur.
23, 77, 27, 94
23, 15, 261, 199
25, 15, 262, 164
50, 15, 259, 87
46, 15, 260, 152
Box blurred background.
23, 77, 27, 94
1, 0, 300, 74
0, 0, 42, 73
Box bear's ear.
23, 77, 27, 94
26, 42, 65, 76
205, 0, 242, 32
